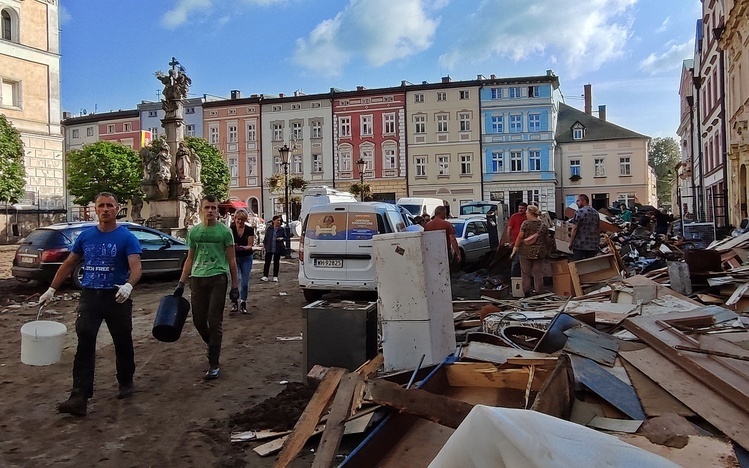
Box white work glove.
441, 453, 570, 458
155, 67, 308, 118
115, 283, 133, 303
39, 287, 56, 305
511, 247, 518, 258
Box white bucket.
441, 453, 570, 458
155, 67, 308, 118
20, 320, 67, 366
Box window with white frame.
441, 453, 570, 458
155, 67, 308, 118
228, 125, 238, 143
339, 117, 351, 137
528, 86, 540, 97
291, 104, 301, 110
149, 127, 159, 138
339, 150, 352, 172
594, 158, 606, 176
2, 8, 19, 42
273, 124, 283, 141
529, 150, 541, 171
436, 114, 448, 132
246, 123, 256, 141
527, 189, 540, 204
491, 152, 504, 172
437, 92, 446, 101
272, 105, 281, 111
274, 156, 282, 174
383, 146, 397, 169
509, 87, 522, 98
572, 125, 584, 140
72, 129, 79, 139
123, 122, 131, 132
229, 157, 238, 186
459, 112, 471, 132
107, 124, 115, 133
491, 116, 504, 133
312, 154, 323, 173
383, 113, 396, 134
361, 115, 373, 136
292, 122, 302, 140
0, 78, 19, 108
209, 126, 220, 144
246, 156, 256, 176
148, 110, 157, 117
491, 88, 502, 99
414, 93, 424, 103
361, 148, 374, 174
510, 151, 522, 172
459, 90, 470, 100
509, 115, 522, 133
414, 115, 426, 133
460, 153, 472, 175
528, 113, 540, 131
292, 154, 303, 174
570, 159, 581, 177
186, 124, 195, 137
620, 156, 631, 176
311, 120, 322, 139
86, 127, 94, 137
437, 154, 449, 176
185, 107, 195, 114
415, 156, 427, 177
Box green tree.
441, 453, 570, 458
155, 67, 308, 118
186, 136, 230, 200
648, 137, 680, 205
0, 114, 26, 203
66, 141, 142, 205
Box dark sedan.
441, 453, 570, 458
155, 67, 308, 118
12, 222, 189, 288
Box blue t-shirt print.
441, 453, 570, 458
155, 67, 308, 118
72, 226, 142, 289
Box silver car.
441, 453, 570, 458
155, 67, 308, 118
447, 216, 492, 267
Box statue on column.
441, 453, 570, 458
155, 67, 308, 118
155, 57, 191, 116
175, 141, 193, 182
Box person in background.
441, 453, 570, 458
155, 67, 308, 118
419, 216, 429, 229
511, 205, 548, 297
261, 215, 287, 282
175, 195, 239, 380
422, 213, 431, 224
39, 192, 142, 417
506, 202, 528, 277
620, 204, 632, 223
569, 194, 600, 260
650, 208, 674, 235
424, 205, 461, 264
230, 210, 255, 314
405, 215, 424, 232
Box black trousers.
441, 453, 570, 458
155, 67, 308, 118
263, 252, 282, 277
190, 274, 228, 366
72, 289, 134, 398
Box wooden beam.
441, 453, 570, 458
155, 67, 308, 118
274, 367, 346, 468
312, 373, 362, 468
443, 362, 549, 391
364, 378, 474, 429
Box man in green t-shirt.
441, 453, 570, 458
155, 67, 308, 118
175, 195, 239, 380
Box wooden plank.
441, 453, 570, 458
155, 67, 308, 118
615, 434, 739, 467
620, 360, 694, 417
443, 362, 549, 391
274, 367, 346, 468
254, 426, 325, 457
364, 378, 473, 429
312, 373, 362, 468
230, 429, 293, 443
569, 355, 645, 420
726, 281, 749, 306
459, 341, 554, 365
568, 260, 584, 297
620, 347, 749, 452
530, 355, 573, 420
354, 353, 384, 378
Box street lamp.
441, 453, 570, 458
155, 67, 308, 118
356, 158, 366, 201
278, 144, 292, 258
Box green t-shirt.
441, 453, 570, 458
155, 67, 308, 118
187, 223, 234, 278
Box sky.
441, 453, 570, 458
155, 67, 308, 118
59, 0, 703, 140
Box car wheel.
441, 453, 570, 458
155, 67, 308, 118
303, 289, 324, 303
458, 248, 467, 270
71, 262, 85, 289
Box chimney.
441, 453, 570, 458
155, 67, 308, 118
490, 74, 496, 79
62, 111, 72, 119
356, 86, 365, 91
230, 90, 241, 99
584, 84, 592, 115
279, 93, 284, 98
441, 75, 451, 83
598, 105, 607, 122
477, 74, 486, 80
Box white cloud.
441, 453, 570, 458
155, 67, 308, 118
438, 0, 638, 78
161, 0, 281, 29
639, 40, 693, 75
655, 16, 671, 33
59, 5, 72, 25
292, 0, 441, 76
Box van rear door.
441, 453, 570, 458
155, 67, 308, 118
303, 208, 350, 282
342, 206, 383, 282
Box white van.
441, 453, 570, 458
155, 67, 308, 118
292, 186, 358, 237
397, 197, 446, 218
298, 202, 409, 302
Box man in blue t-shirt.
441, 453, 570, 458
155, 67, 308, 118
40, 192, 142, 417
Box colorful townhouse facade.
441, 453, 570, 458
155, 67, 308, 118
139, 96, 207, 141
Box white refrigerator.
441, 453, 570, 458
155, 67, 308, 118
373, 230, 456, 372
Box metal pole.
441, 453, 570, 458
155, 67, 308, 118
284, 161, 291, 258
360, 170, 365, 201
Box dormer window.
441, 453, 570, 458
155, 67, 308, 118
572, 123, 585, 140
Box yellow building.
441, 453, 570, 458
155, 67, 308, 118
0, 0, 64, 210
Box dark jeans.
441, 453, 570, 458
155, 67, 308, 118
72, 289, 134, 398
236, 256, 253, 301
190, 274, 228, 366
573, 249, 598, 261
511, 252, 521, 277
263, 252, 281, 277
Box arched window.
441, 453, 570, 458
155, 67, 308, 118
1, 8, 18, 43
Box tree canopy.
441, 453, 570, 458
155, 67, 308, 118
0, 115, 27, 203
648, 137, 680, 205
66, 141, 142, 205
186, 137, 230, 201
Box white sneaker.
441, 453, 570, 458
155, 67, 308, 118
272, 277, 278, 282
260, 276, 268, 282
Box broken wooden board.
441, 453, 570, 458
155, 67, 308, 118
313, 373, 362, 468
459, 341, 556, 365
614, 434, 738, 467
443, 362, 550, 392
620, 360, 695, 418
620, 347, 749, 452
254, 425, 325, 457
230, 430, 292, 443
568, 354, 645, 420
563, 300, 639, 326
562, 326, 620, 367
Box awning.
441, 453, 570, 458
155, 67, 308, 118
219, 199, 249, 212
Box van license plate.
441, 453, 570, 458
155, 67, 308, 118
315, 259, 342, 268
20, 256, 35, 264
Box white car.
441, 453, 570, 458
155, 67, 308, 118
447, 216, 492, 267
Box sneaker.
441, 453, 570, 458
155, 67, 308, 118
117, 383, 134, 400
204, 367, 220, 380
230, 302, 238, 314
240, 301, 248, 314
272, 277, 278, 282
260, 276, 268, 282
58, 394, 88, 417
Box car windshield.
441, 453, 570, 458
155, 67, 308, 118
450, 221, 466, 237
399, 204, 421, 216
21, 229, 71, 246
460, 204, 494, 215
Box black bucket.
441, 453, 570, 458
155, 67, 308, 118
152, 295, 190, 342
